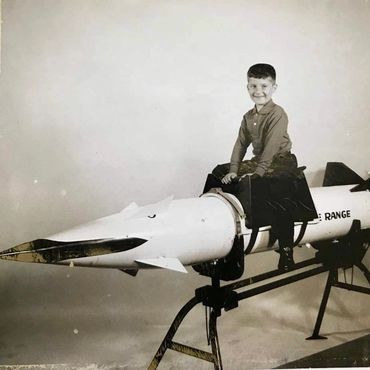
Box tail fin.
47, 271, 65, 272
323, 162, 364, 187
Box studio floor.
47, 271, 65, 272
0, 247, 369, 369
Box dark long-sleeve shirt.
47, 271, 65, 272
230, 100, 292, 177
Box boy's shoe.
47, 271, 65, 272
278, 247, 295, 271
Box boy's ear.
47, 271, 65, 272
273, 83, 278, 92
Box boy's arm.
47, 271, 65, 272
254, 110, 288, 177
229, 118, 251, 174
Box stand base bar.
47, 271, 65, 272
225, 257, 319, 291
334, 282, 370, 295
169, 341, 216, 362
237, 266, 328, 300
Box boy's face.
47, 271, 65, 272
247, 77, 277, 107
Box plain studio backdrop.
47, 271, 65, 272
0, 0, 370, 369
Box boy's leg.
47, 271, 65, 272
266, 154, 298, 271
273, 213, 295, 271
202, 174, 223, 194
266, 152, 298, 178
212, 163, 231, 179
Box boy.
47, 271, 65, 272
217, 64, 298, 270
221, 63, 296, 183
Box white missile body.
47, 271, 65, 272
57, 185, 370, 269
49, 194, 237, 271
1, 176, 369, 273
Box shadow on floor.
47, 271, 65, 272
277, 334, 370, 368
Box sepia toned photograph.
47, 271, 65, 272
0, 1, 370, 369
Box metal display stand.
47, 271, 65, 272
307, 221, 370, 340
148, 220, 370, 370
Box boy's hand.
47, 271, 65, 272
238, 173, 261, 182
221, 172, 237, 184
248, 173, 261, 181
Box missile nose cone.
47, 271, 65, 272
0, 241, 45, 263
0, 237, 148, 264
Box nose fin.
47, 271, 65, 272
131, 196, 174, 219
135, 257, 187, 273
120, 202, 139, 214
119, 196, 174, 220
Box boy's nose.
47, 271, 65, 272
255, 86, 263, 93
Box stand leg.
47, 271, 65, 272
306, 269, 337, 340
209, 309, 223, 370
148, 296, 200, 369
355, 262, 370, 285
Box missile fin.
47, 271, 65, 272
351, 178, 370, 192
129, 196, 174, 219
119, 268, 139, 277
135, 257, 187, 273
323, 162, 364, 187
120, 202, 139, 214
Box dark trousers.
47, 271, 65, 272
212, 152, 299, 179
207, 152, 299, 251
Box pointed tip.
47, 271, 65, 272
0, 237, 149, 265
0, 241, 48, 263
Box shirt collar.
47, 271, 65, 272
252, 99, 276, 115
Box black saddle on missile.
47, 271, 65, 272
196, 167, 317, 280
203, 167, 318, 229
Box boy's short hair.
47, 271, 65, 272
247, 64, 276, 82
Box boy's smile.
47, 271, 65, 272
247, 77, 277, 110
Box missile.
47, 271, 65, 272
1, 162, 370, 276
